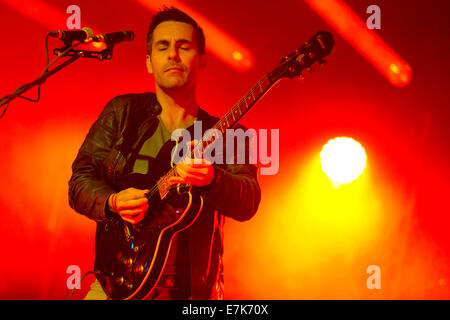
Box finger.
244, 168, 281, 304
179, 158, 206, 166
188, 161, 212, 168
184, 167, 210, 178
187, 139, 200, 147
120, 208, 147, 217
169, 177, 187, 184
118, 198, 148, 210
121, 213, 144, 224
122, 214, 144, 224
122, 188, 150, 200
121, 216, 135, 224
176, 174, 201, 185
181, 156, 203, 165
178, 165, 215, 187
131, 212, 145, 224
176, 165, 203, 181
175, 164, 187, 178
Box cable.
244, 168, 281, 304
66, 269, 105, 300
0, 36, 85, 118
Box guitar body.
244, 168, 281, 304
97, 139, 203, 300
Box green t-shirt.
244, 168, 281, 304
132, 115, 172, 174
131, 115, 188, 282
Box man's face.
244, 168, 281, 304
146, 20, 206, 91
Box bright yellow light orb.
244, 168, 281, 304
320, 137, 367, 185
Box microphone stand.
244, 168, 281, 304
0, 54, 80, 108
0, 42, 117, 116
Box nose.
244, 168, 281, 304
168, 45, 180, 62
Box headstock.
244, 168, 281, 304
269, 31, 334, 82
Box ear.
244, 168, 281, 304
146, 54, 153, 74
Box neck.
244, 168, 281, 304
155, 85, 199, 132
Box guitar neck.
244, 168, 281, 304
200, 72, 276, 151
213, 73, 274, 133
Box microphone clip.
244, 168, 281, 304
53, 46, 114, 61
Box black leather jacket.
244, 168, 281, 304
68, 92, 261, 299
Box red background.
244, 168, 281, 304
0, 0, 449, 299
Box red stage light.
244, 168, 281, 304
305, 0, 412, 87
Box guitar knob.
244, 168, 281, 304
121, 257, 133, 266
116, 276, 125, 285
126, 258, 133, 266
135, 264, 144, 275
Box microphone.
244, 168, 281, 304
48, 27, 94, 42
92, 31, 135, 44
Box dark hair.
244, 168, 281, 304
147, 6, 205, 55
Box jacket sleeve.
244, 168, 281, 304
200, 126, 261, 222
203, 163, 261, 222
68, 99, 118, 223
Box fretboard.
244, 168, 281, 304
201, 73, 274, 151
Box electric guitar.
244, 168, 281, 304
97, 31, 334, 299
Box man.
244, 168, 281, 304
68, 7, 260, 300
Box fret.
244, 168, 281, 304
230, 109, 236, 122
222, 119, 228, 132
228, 113, 234, 127
245, 95, 251, 107
235, 104, 242, 117
222, 119, 228, 134
250, 89, 255, 101
261, 75, 269, 92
